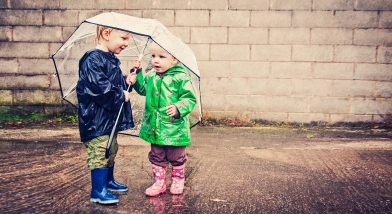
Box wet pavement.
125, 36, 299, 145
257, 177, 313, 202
1, 125, 392, 213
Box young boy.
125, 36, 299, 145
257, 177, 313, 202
131, 43, 197, 196
76, 26, 136, 204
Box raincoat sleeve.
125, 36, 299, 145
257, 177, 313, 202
81, 57, 125, 111
173, 74, 197, 118
133, 71, 147, 96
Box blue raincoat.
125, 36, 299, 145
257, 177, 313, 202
76, 49, 134, 142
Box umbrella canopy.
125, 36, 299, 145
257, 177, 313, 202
51, 12, 202, 135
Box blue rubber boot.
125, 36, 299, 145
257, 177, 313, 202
90, 168, 119, 204
107, 164, 128, 192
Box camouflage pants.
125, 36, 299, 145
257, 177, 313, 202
83, 134, 118, 170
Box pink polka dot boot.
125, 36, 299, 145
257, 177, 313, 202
146, 164, 167, 197
170, 165, 185, 195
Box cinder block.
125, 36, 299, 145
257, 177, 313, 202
225, 95, 265, 112
309, 97, 350, 113
188, 44, 209, 61
14, 89, 61, 105
10, 0, 59, 9
126, 0, 192, 10
251, 11, 291, 27
94, 0, 124, 9
311, 28, 352, 45
271, 62, 312, 79
313, 63, 354, 80
0, 42, 49, 58
175, 10, 208, 27
210, 11, 250, 27
335, 11, 378, 28
230, 62, 269, 78
229, 0, 269, 10
78, 11, 102, 23
190, 0, 228, 10
0, 10, 42, 25
229, 28, 268, 45
355, 0, 392, 11
144, 10, 175, 26
351, 98, 392, 114
211, 44, 249, 61
354, 29, 392, 47
355, 64, 392, 81
376, 82, 392, 98
292, 79, 333, 96
271, 0, 312, 10
293, 11, 334, 27
0, 0, 8, 8
377, 47, 392, 64
198, 61, 230, 78
330, 114, 373, 123
125, 0, 155, 9
251, 45, 291, 62
0, 75, 50, 89
313, 0, 354, 10
168, 27, 190, 43
293, 45, 333, 62
44, 10, 80, 27
209, 77, 248, 95
249, 112, 288, 122
333, 80, 375, 97
288, 113, 329, 123
0, 90, 12, 105
0, 59, 18, 73
191, 27, 227, 44
13, 26, 62, 42
0, 26, 11, 42
19, 59, 54, 74
270, 28, 310, 45
266, 96, 307, 113
334, 46, 376, 63
61, 0, 92, 9
380, 12, 392, 28
249, 79, 291, 96
49, 43, 63, 57
200, 94, 225, 111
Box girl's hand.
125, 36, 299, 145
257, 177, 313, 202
133, 59, 141, 70
167, 105, 180, 118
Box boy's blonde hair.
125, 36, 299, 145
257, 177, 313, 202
95, 26, 113, 45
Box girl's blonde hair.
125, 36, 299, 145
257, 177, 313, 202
95, 26, 113, 45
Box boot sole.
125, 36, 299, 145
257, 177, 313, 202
107, 187, 128, 192
90, 198, 119, 204
145, 189, 166, 197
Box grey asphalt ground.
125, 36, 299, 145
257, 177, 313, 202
1, 125, 391, 213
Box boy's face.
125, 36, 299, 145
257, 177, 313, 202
105, 29, 131, 54
151, 43, 178, 73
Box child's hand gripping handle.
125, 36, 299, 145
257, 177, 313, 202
105, 54, 144, 158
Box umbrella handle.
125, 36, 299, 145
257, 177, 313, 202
105, 53, 144, 158
130, 54, 144, 73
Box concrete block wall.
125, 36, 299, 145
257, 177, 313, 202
0, 0, 391, 124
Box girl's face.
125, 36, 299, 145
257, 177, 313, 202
151, 44, 178, 73
105, 29, 130, 54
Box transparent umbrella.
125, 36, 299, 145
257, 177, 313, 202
51, 12, 202, 137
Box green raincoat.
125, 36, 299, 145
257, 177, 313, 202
133, 64, 197, 146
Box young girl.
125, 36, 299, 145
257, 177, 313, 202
131, 43, 197, 196
76, 26, 136, 204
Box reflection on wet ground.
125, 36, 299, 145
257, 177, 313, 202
1, 126, 392, 213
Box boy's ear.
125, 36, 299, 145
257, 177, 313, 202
101, 29, 111, 40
